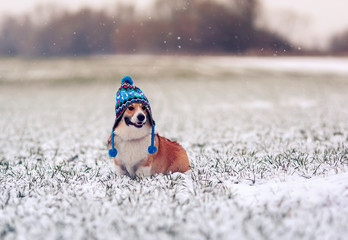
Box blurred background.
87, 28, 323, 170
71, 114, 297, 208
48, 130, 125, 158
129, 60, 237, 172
1, 0, 348, 57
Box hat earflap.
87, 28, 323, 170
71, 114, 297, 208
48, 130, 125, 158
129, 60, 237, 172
108, 131, 117, 157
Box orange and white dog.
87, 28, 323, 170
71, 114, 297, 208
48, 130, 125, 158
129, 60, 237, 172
108, 103, 190, 178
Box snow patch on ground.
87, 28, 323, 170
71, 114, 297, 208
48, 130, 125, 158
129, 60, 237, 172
233, 172, 348, 208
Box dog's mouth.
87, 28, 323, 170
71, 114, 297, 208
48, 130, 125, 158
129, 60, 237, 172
125, 117, 145, 128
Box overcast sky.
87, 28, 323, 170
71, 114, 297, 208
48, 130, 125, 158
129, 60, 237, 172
1, 0, 348, 50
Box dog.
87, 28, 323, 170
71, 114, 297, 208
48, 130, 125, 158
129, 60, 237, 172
108, 77, 190, 178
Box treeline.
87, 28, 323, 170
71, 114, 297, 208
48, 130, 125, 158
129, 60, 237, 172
330, 30, 348, 55
0, 0, 294, 56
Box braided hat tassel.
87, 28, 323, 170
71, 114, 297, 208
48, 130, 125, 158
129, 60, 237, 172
148, 124, 157, 154
108, 131, 117, 157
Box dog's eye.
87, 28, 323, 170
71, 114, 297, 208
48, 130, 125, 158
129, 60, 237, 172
142, 106, 146, 111
128, 106, 134, 111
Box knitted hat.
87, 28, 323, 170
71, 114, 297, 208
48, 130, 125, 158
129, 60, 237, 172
108, 76, 157, 157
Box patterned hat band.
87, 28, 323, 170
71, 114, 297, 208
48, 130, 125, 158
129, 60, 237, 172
116, 98, 151, 119
109, 76, 157, 157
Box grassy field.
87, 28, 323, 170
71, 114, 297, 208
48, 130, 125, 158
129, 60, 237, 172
1, 56, 348, 239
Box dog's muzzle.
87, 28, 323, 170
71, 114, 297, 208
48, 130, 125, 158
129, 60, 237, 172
125, 115, 146, 128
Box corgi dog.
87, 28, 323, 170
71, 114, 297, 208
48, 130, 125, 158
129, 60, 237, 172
108, 102, 190, 178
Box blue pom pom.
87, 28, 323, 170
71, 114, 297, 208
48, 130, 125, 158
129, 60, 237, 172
148, 146, 157, 154
109, 148, 117, 157
121, 76, 133, 85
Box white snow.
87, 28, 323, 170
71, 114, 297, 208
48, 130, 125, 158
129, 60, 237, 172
233, 172, 348, 208
0, 56, 348, 239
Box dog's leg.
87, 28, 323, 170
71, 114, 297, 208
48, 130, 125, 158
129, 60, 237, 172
135, 165, 152, 177
114, 159, 128, 176
114, 165, 126, 176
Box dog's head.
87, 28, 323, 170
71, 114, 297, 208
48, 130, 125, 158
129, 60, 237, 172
110, 102, 152, 142
122, 102, 150, 128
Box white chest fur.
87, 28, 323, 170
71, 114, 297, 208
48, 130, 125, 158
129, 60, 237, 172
113, 116, 153, 177
114, 134, 151, 176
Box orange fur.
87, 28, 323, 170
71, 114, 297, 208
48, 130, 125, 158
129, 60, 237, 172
141, 134, 190, 174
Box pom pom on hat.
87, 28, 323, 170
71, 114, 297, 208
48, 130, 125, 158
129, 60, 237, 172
109, 148, 117, 157
148, 146, 157, 154
121, 76, 133, 85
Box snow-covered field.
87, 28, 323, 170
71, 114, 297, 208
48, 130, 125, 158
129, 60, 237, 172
1, 56, 348, 239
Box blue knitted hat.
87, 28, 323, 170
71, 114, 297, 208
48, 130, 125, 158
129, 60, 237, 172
109, 76, 157, 157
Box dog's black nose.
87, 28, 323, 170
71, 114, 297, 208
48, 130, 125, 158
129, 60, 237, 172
137, 114, 145, 122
